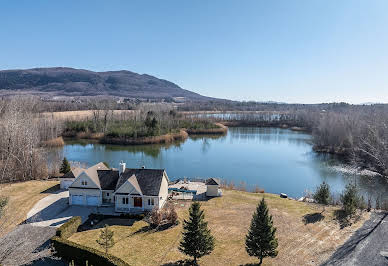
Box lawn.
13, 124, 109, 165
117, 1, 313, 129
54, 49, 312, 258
0, 180, 59, 237
69, 190, 369, 266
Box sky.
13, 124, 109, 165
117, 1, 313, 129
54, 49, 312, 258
1, 1, 388, 104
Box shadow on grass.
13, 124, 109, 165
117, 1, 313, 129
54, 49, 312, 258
161, 259, 195, 266
133, 222, 178, 235
334, 209, 356, 229
40, 184, 61, 194
302, 212, 325, 224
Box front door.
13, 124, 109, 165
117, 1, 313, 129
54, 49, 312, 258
134, 197, 142, 207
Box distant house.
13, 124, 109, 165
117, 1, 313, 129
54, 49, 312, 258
206, 178, 221, 197
68, 161, 169, 212
60, 167, 85, 189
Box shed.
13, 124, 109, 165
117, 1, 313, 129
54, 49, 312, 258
206, 178, 221, 197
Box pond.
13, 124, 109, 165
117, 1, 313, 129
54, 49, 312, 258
52, 127, 388, 199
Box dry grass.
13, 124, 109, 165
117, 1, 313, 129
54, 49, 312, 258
69, 190, 369, 266
101, 130, 189, 145
0, 180, 59, 237
40, 110, 136, 121
41, 136, 65, 147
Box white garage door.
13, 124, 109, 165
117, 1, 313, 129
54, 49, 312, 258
71, 195, 84, 205
86, 196, 99, 206
61, 180, 73, 190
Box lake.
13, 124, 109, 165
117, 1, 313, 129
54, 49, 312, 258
54, 127, 388, 199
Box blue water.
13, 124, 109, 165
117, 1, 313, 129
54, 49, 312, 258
53, 127, 388, 199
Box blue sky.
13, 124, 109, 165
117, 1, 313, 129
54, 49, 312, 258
1, 1, 388, 103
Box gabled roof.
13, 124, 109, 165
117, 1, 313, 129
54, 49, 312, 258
206, 178, 220, 185
97, 170, 120, 190
116, 169, 165, 196
60, 167, 84, 179
69, 162, 109, 189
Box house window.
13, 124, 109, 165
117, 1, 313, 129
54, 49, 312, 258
126, 198, 129, 204
148, 198, 155, 206
106, 193, 109, 196
81, 180, 88, 186
122, 197, 125, 204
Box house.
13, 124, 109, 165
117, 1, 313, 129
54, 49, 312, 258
59, 167, 85, 189
205, 178, 221, 197
68, 161, 169, 212
68, 162, 110, 206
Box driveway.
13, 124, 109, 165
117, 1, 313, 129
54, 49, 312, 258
26, 190, 94, 227
323, 212, 388, 266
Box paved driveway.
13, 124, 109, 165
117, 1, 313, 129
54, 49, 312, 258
323, 212, 388, 266
26, 190, 93, 227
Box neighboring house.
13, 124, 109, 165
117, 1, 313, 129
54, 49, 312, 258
68, 161, 169, 213
206, 178, 221, 197
59, 167, 84, 189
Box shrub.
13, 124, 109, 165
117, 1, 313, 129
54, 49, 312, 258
313, 182, 331, 205
51, 236, 129, 266
166, 204, 179, 225
0, 197, 8, 217
150, 208, 162, 227
340, 183, 361, 217
56, 216, 82, 239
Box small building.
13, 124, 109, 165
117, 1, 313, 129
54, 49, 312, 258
206, 178, 221, 197
59, 167, 85, 190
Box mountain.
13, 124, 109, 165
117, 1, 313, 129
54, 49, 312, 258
0, 67, 211, 101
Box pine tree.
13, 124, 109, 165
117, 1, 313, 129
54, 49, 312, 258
245, 198, 278, 265
313, 182, 331, 205
96, 225, 115, 254
179, 202, 214, 264
60, 157, 71, 174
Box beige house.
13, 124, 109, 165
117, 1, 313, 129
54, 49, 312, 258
206, 178, 221, 197
68, 161, 169, 212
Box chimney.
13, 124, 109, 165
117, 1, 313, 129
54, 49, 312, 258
119, 161, 126, 174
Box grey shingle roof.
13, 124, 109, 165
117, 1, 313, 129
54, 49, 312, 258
116, 169, 165, 196
206, 178, 220, 185
97, 170, 120, 190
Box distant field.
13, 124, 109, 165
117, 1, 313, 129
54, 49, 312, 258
69, 190, 369, 266
39, 110, 137, 121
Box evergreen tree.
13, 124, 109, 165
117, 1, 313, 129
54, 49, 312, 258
60, 157, 71, 174
313, 182, 331, 205
96, 225, 115, 254
340, 183, 360, 217
179, 202, 214, 264
245, 198, 278, 265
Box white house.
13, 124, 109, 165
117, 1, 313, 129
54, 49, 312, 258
59, 167, 85, 189
68, 161, 169, 212
205, 178, 221, 197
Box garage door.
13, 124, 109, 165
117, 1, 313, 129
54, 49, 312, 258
61, 180, 73, 190
71, 195, 84, 205
86, 196, 99, 206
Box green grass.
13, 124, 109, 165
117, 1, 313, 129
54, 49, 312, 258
68, 190, 369, 266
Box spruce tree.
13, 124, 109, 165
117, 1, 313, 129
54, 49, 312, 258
245, 198, 278, 265
60, 157, 71, 174
96, 225, 115, 254
179, 202, 214, 264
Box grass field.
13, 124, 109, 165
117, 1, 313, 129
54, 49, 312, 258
0, 180, 59, 237
69, 190, 369, 266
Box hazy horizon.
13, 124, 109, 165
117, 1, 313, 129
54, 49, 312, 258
1, 1, 388, 104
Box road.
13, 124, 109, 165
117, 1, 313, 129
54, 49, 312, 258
323, 212, 388, 266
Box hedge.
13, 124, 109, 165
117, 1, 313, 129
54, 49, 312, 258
52, 236, 129, 266
56, 216, 82, 239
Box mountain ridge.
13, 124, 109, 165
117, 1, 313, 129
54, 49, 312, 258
0, 67, 213, 101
